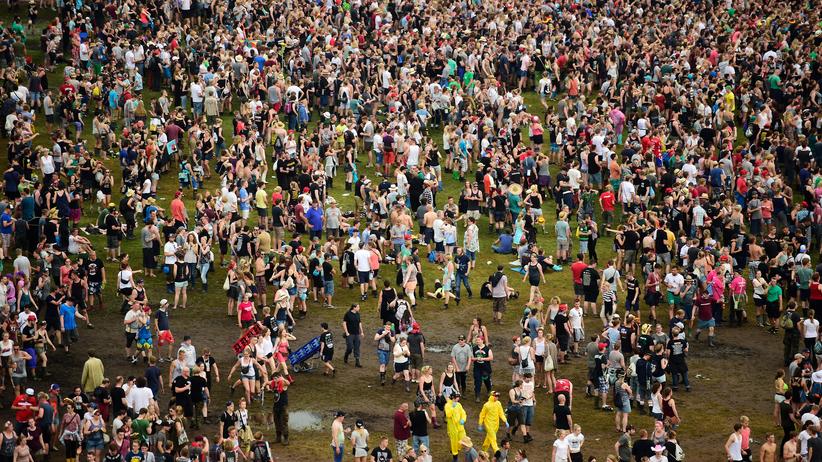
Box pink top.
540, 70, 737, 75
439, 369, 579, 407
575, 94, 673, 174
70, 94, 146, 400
730, 276, 747, 295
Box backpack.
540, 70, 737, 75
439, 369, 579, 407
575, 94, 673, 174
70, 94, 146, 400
779, 311, 794, 330
673, 443, 685, 460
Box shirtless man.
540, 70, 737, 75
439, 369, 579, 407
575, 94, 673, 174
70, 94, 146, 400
759, 433, 776, 462
422, 205, 438, 253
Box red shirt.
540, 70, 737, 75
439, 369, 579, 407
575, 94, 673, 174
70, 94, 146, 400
811, 282, 822, 301
555, 378, 572, 393
393, 410, 410, 440
12, 395, 37, 423
599, 191, 615, 212
735, 177, 749, 195
571, 261, 587, 285
170, 198, 186, 223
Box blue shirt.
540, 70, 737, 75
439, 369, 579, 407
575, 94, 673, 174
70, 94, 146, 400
456, 254, 470, 275
59, 303, 78, 330
20, 197, 34, 221
238, 188, 250, 211
496, 234, 513, 253
0, 212, 12, 234
306, 207, 324, 231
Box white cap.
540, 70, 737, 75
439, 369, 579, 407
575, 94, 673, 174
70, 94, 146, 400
25, 388, 34, 396
160, 299, 169, 306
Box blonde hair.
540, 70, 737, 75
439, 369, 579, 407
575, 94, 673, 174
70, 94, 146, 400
522, 337, 532, 345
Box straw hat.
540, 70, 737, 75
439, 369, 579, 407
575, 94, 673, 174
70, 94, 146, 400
459, 436, 473, 448
508, 183, 523, 196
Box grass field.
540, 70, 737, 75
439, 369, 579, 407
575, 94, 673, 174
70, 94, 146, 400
0, 9, 787, 461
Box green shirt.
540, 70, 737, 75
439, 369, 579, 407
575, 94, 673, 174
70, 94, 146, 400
767, 74, 781, 90
131, 418, 150, 443
797, 267, 813, 290
767, 284, 783, 303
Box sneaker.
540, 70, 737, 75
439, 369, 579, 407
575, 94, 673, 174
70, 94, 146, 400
130, 356, 138, 365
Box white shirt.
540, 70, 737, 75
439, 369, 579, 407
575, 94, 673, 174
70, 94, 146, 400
569, 307, 583, 329
354, 248, 372, 272
190, 83, 204, 103
126, 386, 154, 412
803, 319, 819, 339
567, 168, 581, 190
664, 273, 685, 294
164, 242, 178, 265
178, 343, 196, 367
432, 218, 445, 242
619, 181, 635, 203
567, 433, 585, 453
552, 438, 570, 462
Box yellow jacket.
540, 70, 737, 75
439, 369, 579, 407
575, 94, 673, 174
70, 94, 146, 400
444, 398, 467, 429
478, 395, 507, 429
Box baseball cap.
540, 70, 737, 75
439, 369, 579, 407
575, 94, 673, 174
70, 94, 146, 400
25, 388, 34, 396
598, 343, 608, 350
160, 299, 169, 306
27, 314, 36, 321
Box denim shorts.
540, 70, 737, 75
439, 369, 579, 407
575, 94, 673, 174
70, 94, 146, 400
522, 405, 535, 425
377, 349, 390, 365
324, 280, 335, 296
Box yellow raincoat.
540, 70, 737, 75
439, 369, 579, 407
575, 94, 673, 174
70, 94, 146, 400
478, 394, 508, 452
444, 398, 467, 456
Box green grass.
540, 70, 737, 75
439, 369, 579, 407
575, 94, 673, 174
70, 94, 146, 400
0, 9, 784, 462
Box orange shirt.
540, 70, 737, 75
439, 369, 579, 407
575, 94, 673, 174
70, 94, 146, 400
170, 198, 186, 223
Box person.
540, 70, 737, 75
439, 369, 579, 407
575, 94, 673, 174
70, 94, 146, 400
553, 394, 572, 431
471, 337, 494, 402
478, 391, 508, 453
351, 419, 369, 462
460, 436, 478, 462
615, 425, 635, 462
393, 402, 411, 458
490, 266, 511, 324
330, 411, 346, 462
567, 424, 585, 462
81, 350, 105, 393
722, 423, 742, 462
549, 429, 569, 462
409, 401, 431, 454
445, 393, 467, 462
375, 321, 395, 386
319, 322, 335, 377
370, 436, 393, 462
761, 433, 777, 462
343, 304, 364, 368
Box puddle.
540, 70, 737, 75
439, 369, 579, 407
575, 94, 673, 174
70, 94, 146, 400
426, 343, 452, 354
289, 411, 323, 432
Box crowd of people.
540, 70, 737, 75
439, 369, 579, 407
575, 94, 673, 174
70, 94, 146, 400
0, 0, 820, 458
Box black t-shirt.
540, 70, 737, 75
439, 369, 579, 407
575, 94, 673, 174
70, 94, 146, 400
172, 376, 191, 405
587, 151, 601, 175
271, 206, 284, 227
409, 410, 428, 436
553, 404, 571, 430
554, 313, 569, 338
619, 326, 634, 354
370, 447, 393, 462
220, 411, 238, 438
632, 438, 654, 461
654, 229, 669, 254
189, 375, 207, 403
322, 261, 334, 281
343, 310, 361, 335
623, 230, 640, 251
808, 436, 822, 462
84, 258, 105, 283
581, 267, 600, 293
320, 331, 334, 350
195, 356, 217, 388
111, 387, 126, 416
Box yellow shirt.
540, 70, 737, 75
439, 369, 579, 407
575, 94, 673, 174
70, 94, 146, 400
255, 189, 268, 209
